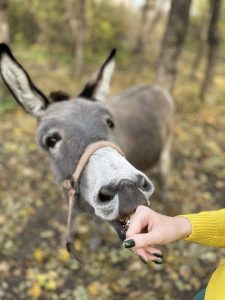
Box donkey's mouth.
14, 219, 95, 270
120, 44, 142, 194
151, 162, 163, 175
118, 216, 130, 224
109, 198, 151, 240
118, 216, 130, 233
109, 215, 132, 241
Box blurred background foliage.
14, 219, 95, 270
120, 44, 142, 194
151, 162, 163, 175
10, 2, 131, 49
0, 0, 225, 299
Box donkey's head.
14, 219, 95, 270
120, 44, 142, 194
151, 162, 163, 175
0, 44, 154, 240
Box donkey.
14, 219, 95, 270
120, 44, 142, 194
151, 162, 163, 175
0, 44, 173, 242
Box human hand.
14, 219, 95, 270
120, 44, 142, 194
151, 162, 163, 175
124, 205, 192, 263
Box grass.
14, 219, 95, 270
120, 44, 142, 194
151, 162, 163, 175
0, 96, 17, 113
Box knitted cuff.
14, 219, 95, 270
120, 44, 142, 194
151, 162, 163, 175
178, 211, 218, 244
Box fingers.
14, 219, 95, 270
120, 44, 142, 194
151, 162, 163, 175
124, 230, 162, 249
126, 205, 152, 237
133, 247, 163, 263
135, 248, 149, 262
145, 246, 162, 256
133, 245, 160, 256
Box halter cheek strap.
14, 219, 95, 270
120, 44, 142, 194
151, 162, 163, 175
62, 141, 124, 263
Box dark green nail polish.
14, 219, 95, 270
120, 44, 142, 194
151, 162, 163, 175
153, 259, 163, 264
123, 239, 135, 248
139, 256, 147, 264
153, 253, 163, 259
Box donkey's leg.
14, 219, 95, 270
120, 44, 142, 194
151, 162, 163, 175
159, 135, 172, 201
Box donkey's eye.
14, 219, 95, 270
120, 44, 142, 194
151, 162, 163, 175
45, 133, 62, 148
106, 118, 115, 129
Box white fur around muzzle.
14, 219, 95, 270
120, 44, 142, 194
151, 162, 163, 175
79, 147, 154, 221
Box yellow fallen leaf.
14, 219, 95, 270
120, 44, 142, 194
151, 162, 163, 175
88, 281, 101, 296
58, 248, 70, 262
36, 274, 47, 286
27, 282, 42, 299
33, 248, 44, 263
46, 279, 57, 290
74, 240, 82, 251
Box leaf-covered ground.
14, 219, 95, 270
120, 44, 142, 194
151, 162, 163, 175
0, 50, 225, 300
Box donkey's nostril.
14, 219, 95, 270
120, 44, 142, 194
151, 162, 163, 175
138, 175, 152, 192
99, 186, 115, 202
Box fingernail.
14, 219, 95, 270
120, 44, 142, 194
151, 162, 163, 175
153, 259, 163, 264
153, 253, 163, 259
123, 239, 135, 248
139, 256, 147, 264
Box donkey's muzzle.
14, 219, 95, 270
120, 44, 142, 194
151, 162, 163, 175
99, 175, 153, 219
106, 175, 153, 240
98, 175, 152, 205
117, 177, 152, 217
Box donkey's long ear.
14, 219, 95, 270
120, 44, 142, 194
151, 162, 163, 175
79, 48, 116, 102
0, 44, 49, 117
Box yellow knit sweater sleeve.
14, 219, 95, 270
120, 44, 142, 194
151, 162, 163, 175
180, 209, 225, 247
180, 209, 225, 300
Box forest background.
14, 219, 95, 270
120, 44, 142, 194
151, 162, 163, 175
0, 0, 225, 299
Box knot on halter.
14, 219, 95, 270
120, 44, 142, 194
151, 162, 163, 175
63, 179, 79, 197
62, 140, 124, 264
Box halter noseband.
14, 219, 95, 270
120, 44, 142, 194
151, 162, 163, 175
62, 141, 124, 263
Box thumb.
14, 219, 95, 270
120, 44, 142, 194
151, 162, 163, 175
124, 231, 162, 249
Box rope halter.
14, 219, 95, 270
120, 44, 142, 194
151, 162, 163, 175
62, 140, 124, 263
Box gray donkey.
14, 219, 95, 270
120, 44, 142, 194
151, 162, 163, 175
0, 44, 173, 241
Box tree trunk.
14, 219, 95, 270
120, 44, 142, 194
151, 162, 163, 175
199, 0, 221, 100
134, 0, 164, 54
134, 0, 152, 54
0, 0, 10, 43
65, 0, 86, 77
155, 0, 192, 92
147, 0, 164, 35
189, 9, 210, 80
